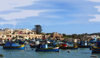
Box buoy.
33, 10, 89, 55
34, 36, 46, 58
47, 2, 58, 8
67, 50, 70, 53
90, 55, 98, 58
0, 54, 4, 57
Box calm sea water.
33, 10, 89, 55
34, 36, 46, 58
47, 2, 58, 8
0, 45, 100, 58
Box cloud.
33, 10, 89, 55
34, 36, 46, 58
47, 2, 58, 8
0, 0, 48, 25
89, 15, 100, 22
0, 0, 36, 12
88, 0, 100, 2
89, 6, 100, 22
0, 10, 47, 20
88, 0, 100, 22
0, 21, 17, 25
0, 0, 98, 26
0, 0, 44, 21
94, 6, 100, 12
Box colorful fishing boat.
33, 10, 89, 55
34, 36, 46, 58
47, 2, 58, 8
35, 44, 59, 52
3, 42, 25, 50
91, 39, 100, 53
59, 43, 78, 49
78, 41, 90, 48
91, 46, 100, 53
35, 48, 59, 52
59, 46, 78, 49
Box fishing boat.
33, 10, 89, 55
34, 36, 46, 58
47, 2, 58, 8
3, 42, 25, 50
91, 46, 100, 53
59, 43, 78, 49
35, 44, 59, 52
59, 46, 78, 49
78, 41, 90, 48
0, 43, 5, 46
35, 48, 59, 52
0, 40, 5, 46
91, 38, 100, 53
30, 41, 40, 48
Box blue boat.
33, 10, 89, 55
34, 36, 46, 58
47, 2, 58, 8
3, 42, 25, 50
35, 48, 59, 52
35, 44, 59, 52
78, 41, 90, 48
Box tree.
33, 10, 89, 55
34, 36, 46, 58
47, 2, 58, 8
72, 34, 78, 38
62, 34, 67, 37
34, 25, 42, 34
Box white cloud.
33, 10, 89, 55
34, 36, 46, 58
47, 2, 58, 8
88, 0, 100, 2
88, 4, 100, 22
0, 10, 47, 20
94, 6, 100, 12
89, 6, 100, 22
0, 0, 49, 25
89, 15, 100, 22
0, 0, 46, 20
0, 21, 17, 25
0, 0, 35, 11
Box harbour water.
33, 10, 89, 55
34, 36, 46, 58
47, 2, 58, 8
0, 45, 100, 58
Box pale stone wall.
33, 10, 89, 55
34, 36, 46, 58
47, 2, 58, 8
0, 29, 42, 40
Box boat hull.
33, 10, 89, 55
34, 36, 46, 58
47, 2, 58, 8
0, 44, 5, 46
3, 46, 25, 50
35, 48, 59, 52
78, 45, 90, 48
91, 47, 100, 53
92, 50, 100, 53
59, 47, 78, 49
30, 45, 38, 48
3, 45, 25, 50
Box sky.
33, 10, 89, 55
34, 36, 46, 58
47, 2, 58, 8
0, 0, 100, 34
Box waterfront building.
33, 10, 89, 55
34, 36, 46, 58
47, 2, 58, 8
0, 28, 43, 40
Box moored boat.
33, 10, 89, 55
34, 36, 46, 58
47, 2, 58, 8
91, 46, 100, 53
0, 43, 5, 46
91, 39, 100, 53
35, 48, 59, 52
35, 43, 59, 52
29, 41, 40, 48
59, 46, 78, 49
3, 42, 25, 50
59, 43, 78, 49
78, 41, 90, 48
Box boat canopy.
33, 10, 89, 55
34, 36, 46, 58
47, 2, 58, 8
5, 42, 20, 46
